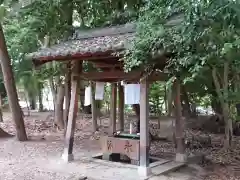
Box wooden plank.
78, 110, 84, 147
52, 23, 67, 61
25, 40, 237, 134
62, 61, 81, 162
110, 83, 117, 134
118, 83, 124, 131
139, 77, 150, 167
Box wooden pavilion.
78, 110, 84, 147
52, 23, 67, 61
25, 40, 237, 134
28, 23, 186, 178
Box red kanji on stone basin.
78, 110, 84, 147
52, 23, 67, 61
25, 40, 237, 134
101, 136, 140, 161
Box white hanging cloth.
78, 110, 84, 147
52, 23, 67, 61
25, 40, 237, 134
84, 86, 91, 106
95, 82, 105, 100
124, 84, 140, 105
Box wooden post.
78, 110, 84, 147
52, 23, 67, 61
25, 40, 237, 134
91, 81, 98, 132
62, 61, 81, 162
138, 77, 152, 178
64, 62, 71, 128
110, 83, 117, 134
174, 78, 186, 162
118, 83, 124, 131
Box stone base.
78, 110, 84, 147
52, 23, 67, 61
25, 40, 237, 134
175, 153, 187, 163
61, 153, 74, 162
102, 153, 111, 161
138, 166, 152, 179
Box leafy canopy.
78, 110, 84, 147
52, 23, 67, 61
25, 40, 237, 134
123, 0, 240, 80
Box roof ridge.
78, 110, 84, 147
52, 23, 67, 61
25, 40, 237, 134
72, 22, 136, 40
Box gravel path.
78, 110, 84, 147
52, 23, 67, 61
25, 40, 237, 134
0, 111, 239, 180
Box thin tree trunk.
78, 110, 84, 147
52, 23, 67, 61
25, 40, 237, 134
54, 84, 65, 129
0, 24, 27, 141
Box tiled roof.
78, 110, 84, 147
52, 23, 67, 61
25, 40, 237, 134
28, 33, 135, 60
27, 23, 136, 60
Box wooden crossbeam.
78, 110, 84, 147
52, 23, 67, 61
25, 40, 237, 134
80, 71, 169, 82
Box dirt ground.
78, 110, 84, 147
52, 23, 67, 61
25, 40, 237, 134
0, 111, 239, 180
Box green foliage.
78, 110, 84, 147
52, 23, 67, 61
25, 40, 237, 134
124, 0, 240, 75
121, 0, 240, 118
149, 82, 165, 114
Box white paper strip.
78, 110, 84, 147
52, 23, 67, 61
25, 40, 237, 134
95, 82, 105, 100
124, 84, 140, 105
84, 86, 91, 106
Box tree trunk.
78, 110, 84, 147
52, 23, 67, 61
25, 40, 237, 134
222, 62, 232, 148
24, 92, 30, 116
164, 84, 168, 115
0, 94, 3, 122
212, 64, 232, 148
79, 83, 85, 111
236, 103, 240, 117
38, 87, 43, 112
0, 24, 27, 141
181, 85, 191, 118
235, 75, 240, 118
29, 96, 36, 110
54, 84, 65, 129
49, 76, 57, 110
167, 85, 173, 116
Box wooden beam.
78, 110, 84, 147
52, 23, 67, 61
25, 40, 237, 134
148, 71, 169, 82
32, 50, 119, 66
174, 78, 186, 162
80, 71, 169, 82
81, 71, 142, 81
94, 63, 121, 69
62, 61, 81, 162
110, 83, 117, 134
138, 77, 151, 177
118, 83, 124, 131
